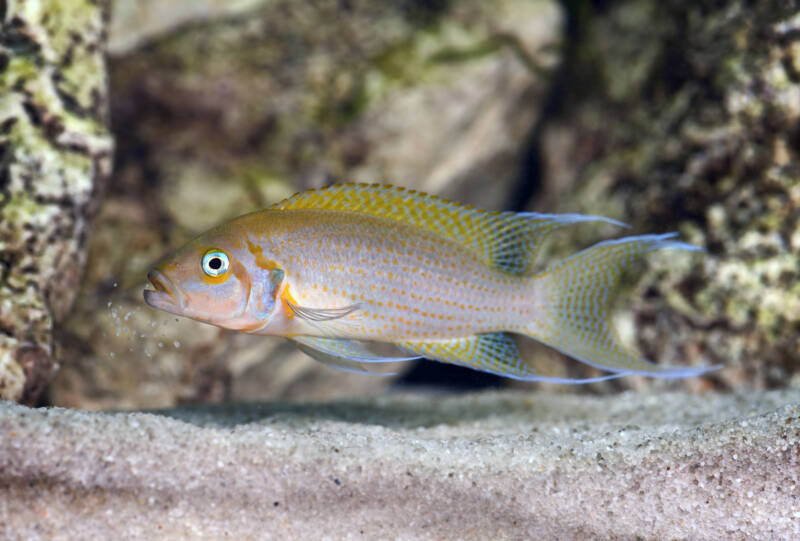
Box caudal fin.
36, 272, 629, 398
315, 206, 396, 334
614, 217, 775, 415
527, 233, 718, 378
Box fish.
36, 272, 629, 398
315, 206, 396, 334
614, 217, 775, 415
143, 183, 718, 383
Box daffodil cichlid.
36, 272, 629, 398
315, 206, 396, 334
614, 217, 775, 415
143, 183, 716, 382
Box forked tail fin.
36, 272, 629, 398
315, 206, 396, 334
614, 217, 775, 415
526, 233, 718, 378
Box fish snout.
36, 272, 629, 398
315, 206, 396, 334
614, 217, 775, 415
143, 269, 183, 313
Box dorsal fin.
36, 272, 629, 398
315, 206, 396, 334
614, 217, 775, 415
271, 183, 627, 275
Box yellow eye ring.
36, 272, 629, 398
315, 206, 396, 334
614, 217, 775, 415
202, 250, 230, 277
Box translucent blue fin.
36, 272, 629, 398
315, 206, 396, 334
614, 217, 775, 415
491, 212, 629, 275
528, 233, 719, 378
271, 183, 627, 275
399, 333, 634, 383
291, 336, 420, 376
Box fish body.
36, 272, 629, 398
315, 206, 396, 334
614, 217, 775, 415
145, 183, 716, 382
252, 209, 531, 340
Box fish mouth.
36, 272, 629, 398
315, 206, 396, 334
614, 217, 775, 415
143, 269, 184, 315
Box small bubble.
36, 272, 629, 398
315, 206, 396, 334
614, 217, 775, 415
113, 282, 118, 288
107, 301, 112, 308
151, 322, 157, 327
173, 341, 181, 348
158, 342, 164, 348
124, 312, 132, 321
109, 352, 115, 358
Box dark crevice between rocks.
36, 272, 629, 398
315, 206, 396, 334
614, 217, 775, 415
506, 0, 610, 212
396, 1, 608, 391
0, 17, 42, 56
108, 75, 174, 243
0, 142, 12, 214
398, 0, 453, 26
18, 344, 55, 407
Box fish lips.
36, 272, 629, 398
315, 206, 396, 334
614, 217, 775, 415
143, 269, 185, 315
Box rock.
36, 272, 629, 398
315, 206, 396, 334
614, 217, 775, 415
1, 390, 798, 539
0, 1, 114, 403
52, 0, 562, 408
531, 0, 800, 390
108, 0, 269, 54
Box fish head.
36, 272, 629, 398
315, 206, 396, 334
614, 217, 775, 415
144, 225, 285, 332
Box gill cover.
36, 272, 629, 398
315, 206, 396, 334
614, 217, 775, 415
249, 267, 286, 323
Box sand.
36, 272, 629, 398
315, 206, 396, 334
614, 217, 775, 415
1, 390, 798, 539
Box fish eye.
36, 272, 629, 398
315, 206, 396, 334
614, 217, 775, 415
202, 250, 230, 277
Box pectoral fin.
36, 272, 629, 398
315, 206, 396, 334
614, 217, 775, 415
399, 333, 631, 384
291, 336, 421, 376
286, 300, 361, 322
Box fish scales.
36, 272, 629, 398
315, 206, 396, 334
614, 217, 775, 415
144, 183, 717, 382
260, 210, 526, 341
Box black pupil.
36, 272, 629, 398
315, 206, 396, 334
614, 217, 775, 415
209, 257, 222, 270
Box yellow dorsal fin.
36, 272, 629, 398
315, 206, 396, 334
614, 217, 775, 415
271, 183, 627, 275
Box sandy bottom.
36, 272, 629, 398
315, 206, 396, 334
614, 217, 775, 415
1, 390, 798, 540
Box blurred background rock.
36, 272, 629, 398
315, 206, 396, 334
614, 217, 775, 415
6, 0, 796, 409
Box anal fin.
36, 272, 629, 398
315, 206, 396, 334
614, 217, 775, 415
399, 333, 631, 384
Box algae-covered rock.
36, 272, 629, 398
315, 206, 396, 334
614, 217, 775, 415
532, 0, 800, 390
0, 1, 113, 403
51, 0, 562, 408
1, 390, 798, 539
